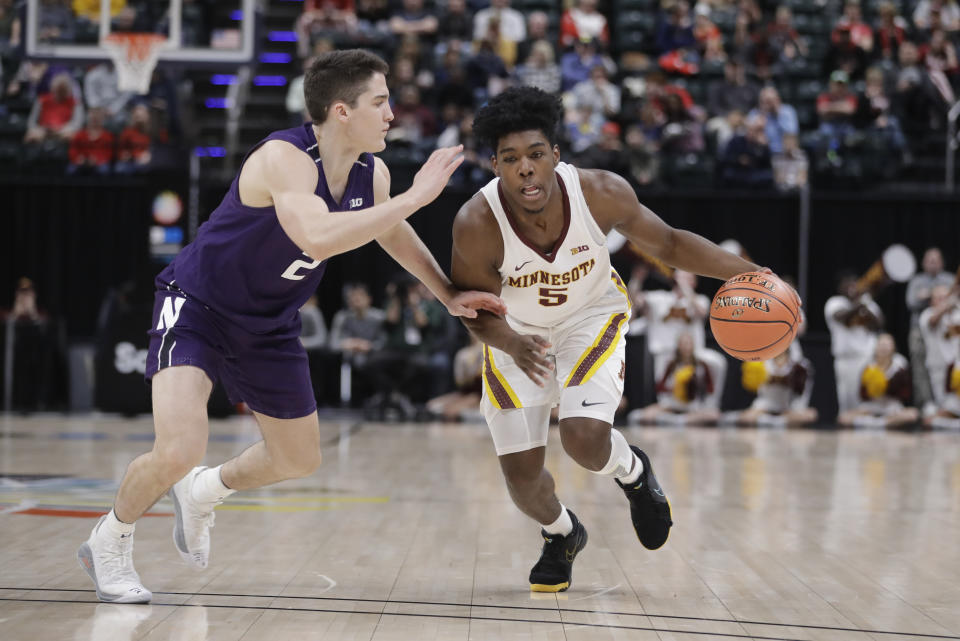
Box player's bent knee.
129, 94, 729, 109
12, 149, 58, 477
558, 420, 609, 462
152, 442, 205, 481
273, 446, 323, 479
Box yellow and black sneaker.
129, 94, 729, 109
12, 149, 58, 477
528, 510, 588, 593
616, 446, 672, 549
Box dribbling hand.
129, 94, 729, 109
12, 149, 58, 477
408, 145, 465, 208
507, 334, 554, 388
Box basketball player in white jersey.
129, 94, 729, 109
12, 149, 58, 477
450, 87, 772, 592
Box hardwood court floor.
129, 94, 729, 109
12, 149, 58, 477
0, 414, 958, 641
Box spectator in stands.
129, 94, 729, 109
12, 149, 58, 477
37, 0, 76, 44
114, 103, 154, 173
355, 0, 391, 41
907, 247, 956, 409
286, 55, 314, 126
0, 0, 21, 59
438, 0, 472, 41
569, 64, 621, 120
706, 59, 759, 118
893, 41, 945, 136
749, 86, 797, 154
434, 44, 474, 107
719, 111, 773, 187
560, 36, 614, 91
816, 69, 858, 161
824, 21, 869, 80
772, 132, 809, 189
388, 83, 438, 147
518, 11, 556, 63
295, 0, 358, 58
329, 282, 386, 406
6, 277, 44, 323
656, 0, 696, 55
693, 4, 722, 61
560, 0, 610, 50
625, 123, 660, 185
833, 1, 873, 54
838, 333, 918, 429
874, 1, 906, 62
660, 92, 706, 152
466, 37, 510, 100
513, 40, 561, 94
23, 71, 83, 145
473, 0, 526, 51
913, 0, 960, 33
436, 106, 489, 185
564, 102, 604, 153
643, 70, 695, 116
67, 106, 113, 175
83, 63, 133, 130
854, 66, 907, 153
759, 6, 808, 73
389, 0, 438, 41
576, 120, 630, 174
825, 271, 884, 413
298, 293, 330, 404
920, 28, 959, 90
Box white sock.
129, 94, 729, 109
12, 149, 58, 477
100, 508, 135, 537
542, 504, 574, 536
593, 429, 643, 484
191, 465, 236, 504
756, 413, 787, 428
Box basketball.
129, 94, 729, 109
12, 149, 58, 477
709, 272, 801, 361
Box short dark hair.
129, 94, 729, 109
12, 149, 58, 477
472, 86, 563, 154
304, 50, 390, 124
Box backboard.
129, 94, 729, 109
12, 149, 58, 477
25, 0, 256, 65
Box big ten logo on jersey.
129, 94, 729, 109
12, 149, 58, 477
349, 197, 364, 208
115, 342, 148, 375
281, 251, 322, 281
570, 244, 589, 256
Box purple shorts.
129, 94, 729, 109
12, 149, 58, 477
144, 286, 317, 419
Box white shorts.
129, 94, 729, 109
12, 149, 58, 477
481, 279, 630, 456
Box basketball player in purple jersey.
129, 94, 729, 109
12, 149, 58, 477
77, 50, 505, 603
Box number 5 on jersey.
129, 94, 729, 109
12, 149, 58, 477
539, 287, 568, 307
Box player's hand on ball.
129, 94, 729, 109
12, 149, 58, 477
446, 290, 507, 318
508, 335, 554, 387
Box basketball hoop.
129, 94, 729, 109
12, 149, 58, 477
102, 33, 168, 94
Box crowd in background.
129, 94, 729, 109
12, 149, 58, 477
287, 0, 960, 188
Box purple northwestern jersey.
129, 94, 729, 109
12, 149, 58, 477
157, 123, 375, 333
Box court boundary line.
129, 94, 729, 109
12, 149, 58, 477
2, 588, 957, 639
0, 596, 873, 641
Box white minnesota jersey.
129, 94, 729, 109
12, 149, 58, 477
480, 162, 614, 329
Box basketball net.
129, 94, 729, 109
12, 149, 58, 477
102, 33, 168, 94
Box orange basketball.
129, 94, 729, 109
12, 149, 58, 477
709, 272, 801, 361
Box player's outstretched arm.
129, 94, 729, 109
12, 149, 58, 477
451, 197, 553, 387
581, 169, 762, 281
371, 158, 505, 319
261, 141, 464, 261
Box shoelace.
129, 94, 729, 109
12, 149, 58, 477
100, 536, 138, 579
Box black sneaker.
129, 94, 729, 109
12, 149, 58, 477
616, 446, 672, 549
528, 510, 588, 593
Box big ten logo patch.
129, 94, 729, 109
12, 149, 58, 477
349, 197, 364, 208
570, 244, 589, 256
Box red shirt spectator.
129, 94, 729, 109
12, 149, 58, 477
117, 104, 153, 165
560, 0, 610, 49
69, 108, 114, 169
832, 1, 873, 53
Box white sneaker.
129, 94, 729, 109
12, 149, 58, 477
168, 466, 221, 569
77, 516, 152, 603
